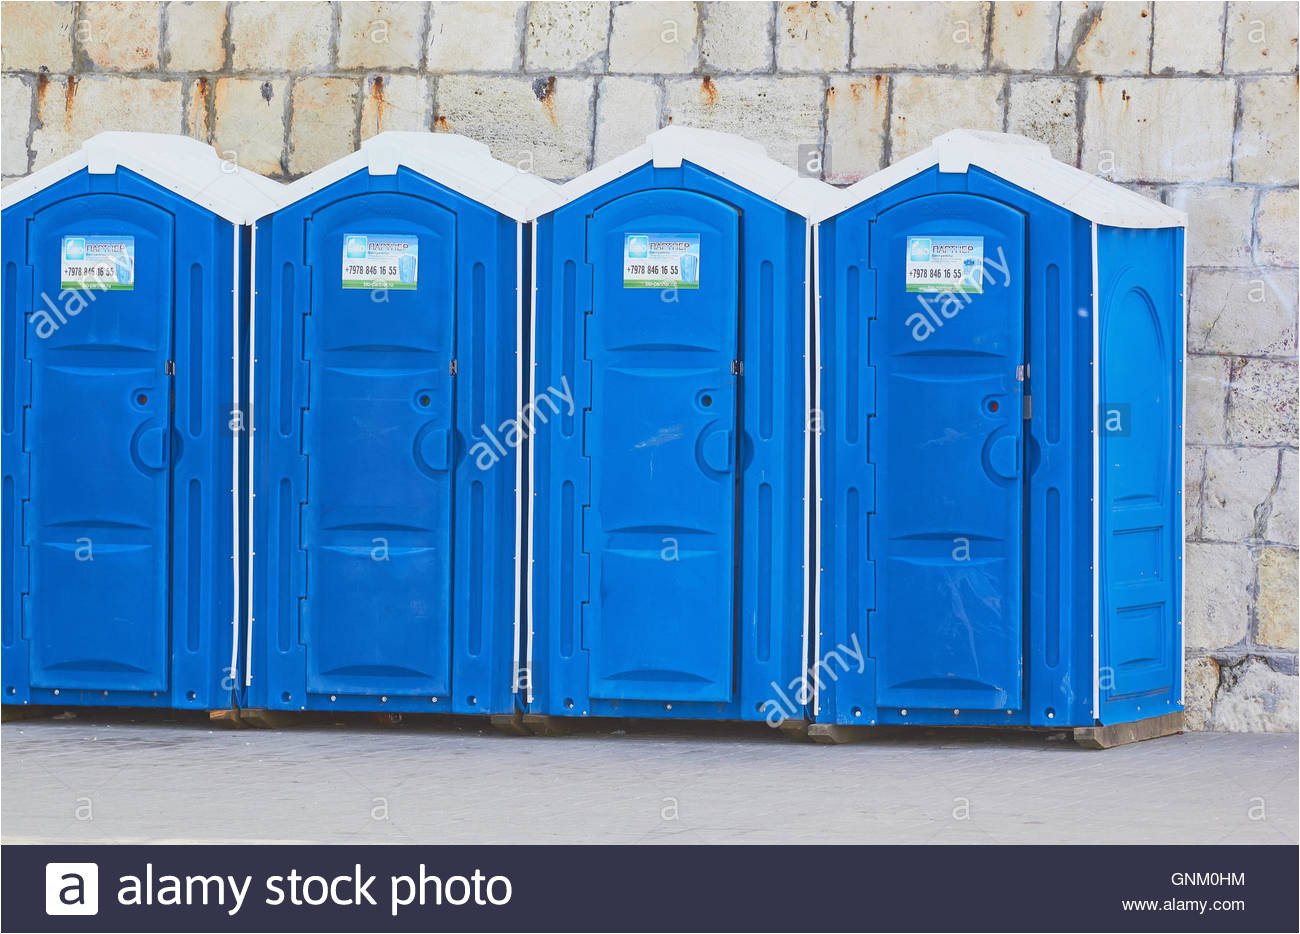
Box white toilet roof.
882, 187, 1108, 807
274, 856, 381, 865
816, 129, 1186, 229
531, 125, 841, 221
1, 132, 284, 225
268, 131, 560, 223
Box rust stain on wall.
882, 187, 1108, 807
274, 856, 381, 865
828, 76, 884, 109
1078, 14, 1103, 52
782, 0, 835, 41
192, 76, 212, 139
531, 76, 554, 102
368, 75, 387, 127
532, 75, 558, 125
63, 74, 78, 115
701, 75, 717, 106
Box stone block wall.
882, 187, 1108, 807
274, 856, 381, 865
2, 1, 1296, 730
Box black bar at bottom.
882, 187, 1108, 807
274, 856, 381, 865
4, 844, 1296, 933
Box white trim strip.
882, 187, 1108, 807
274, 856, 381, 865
525, 221, 539, 706
1090, 222, 1100, 721
1178, 235, 1187, 706
244, 221, 258, 690
511, 221, 524, 696
229, 226, 241, 693
809, 223, 822, 719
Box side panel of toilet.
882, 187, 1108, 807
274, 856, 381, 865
247, 167, 522, 715
1094, 225, 1184, 725
529, 163, 811, 723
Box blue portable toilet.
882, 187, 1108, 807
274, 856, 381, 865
527, 127, 839, 727
247, 132, 556, 718
1, 132, 280, 711
812, 130, 1187, 745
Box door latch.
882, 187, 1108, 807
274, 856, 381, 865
731, 359, 743, 376
165, 360, 176, 376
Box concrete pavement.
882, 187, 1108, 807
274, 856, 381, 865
3, 712, 1295, 845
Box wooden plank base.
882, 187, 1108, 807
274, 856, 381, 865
208, 709, 247, 729
1, 705, 57, 722
807, 723, 866, 745
237, 708, 330, 730
777, 718, 813, 742
522, 713, 574, 737
1073, 711, 1185, 749
490, 713, 530, 735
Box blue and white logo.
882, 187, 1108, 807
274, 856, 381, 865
398, 253, 417, 285
64, 238, 86, 261
680, 251, 698, 284
344, 235, 369, 259
908, 237, 932, 262
625, 235, 650, 258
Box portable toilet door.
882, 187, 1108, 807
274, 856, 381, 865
1, 132, 280, 711
813, 130, 1187, 738
528, 126, 839, 725
247, 132, 556, 717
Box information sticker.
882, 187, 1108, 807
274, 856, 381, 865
905, 235, 984, 294
341, 234, 419, 290
61, 236, 135, 290
623, 233, 700, 289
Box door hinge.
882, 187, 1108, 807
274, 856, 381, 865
449, 358, 457, 376
732, 359, 743, 376
165, 360, 176, 376
1024, 395, 1033, 420
1015, 364, 1026, 382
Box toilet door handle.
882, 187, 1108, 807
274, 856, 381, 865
698, 424, 734, 474
133, 424, 169, 471
987, 433, 1020, 480
418, 426, 451, 472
